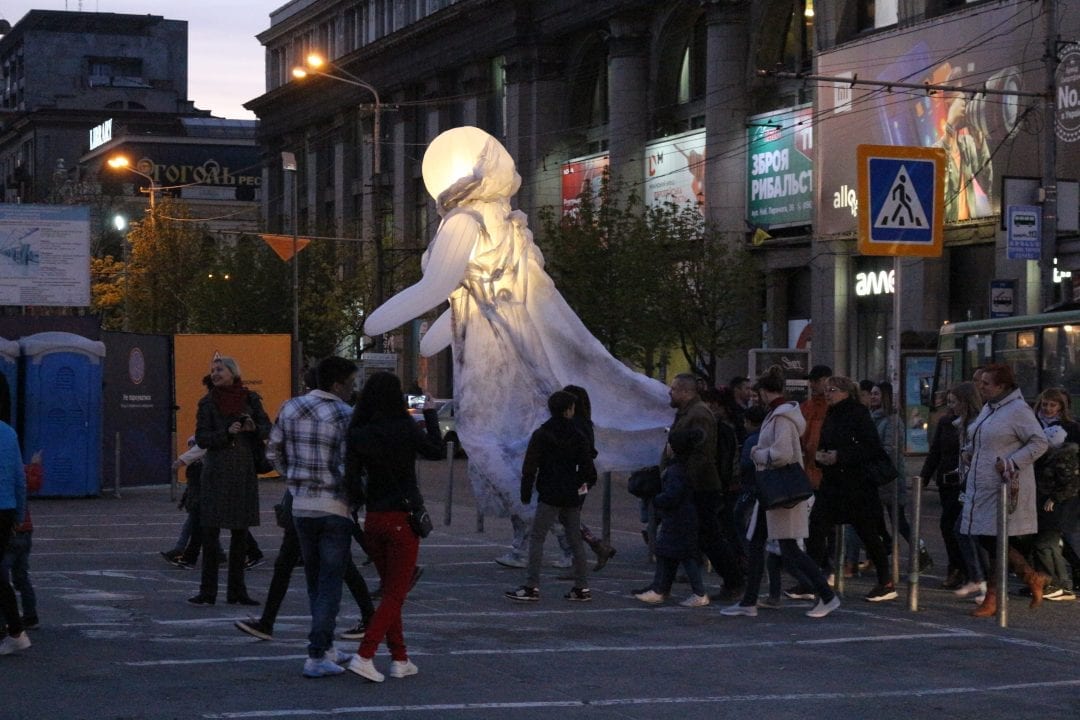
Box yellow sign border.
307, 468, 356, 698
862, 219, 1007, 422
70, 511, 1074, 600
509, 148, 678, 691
857, 144, 945, 257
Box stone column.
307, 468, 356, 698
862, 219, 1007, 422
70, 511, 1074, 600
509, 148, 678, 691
504, 44, 566, 212
606, 13, 650, 191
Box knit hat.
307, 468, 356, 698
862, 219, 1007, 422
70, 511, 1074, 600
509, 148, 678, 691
1045, 425, 1067, 448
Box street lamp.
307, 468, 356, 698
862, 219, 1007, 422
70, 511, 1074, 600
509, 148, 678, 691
282, 151, 301, 395
107, 155, 158, 209
292, 54, 387, 346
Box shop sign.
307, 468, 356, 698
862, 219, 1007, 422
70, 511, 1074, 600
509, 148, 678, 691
644, 129, 705, 213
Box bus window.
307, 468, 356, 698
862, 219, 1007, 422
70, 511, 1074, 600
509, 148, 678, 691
1041, 324, 1080, 399
994, 330, 1038, 399
964, 333, 993, 376
931, 351, 957, 409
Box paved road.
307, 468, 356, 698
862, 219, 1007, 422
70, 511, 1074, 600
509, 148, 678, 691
4, 460, 1079, 719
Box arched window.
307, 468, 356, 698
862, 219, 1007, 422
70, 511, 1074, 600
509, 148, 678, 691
654, 11, 706, 137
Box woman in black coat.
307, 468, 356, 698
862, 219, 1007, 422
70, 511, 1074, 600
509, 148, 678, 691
188, 356, 270, 607
918, 387, 968, 589
808, 375, 896, 603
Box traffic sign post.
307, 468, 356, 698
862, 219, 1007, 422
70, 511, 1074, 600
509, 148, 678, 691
857, 144, 945, 258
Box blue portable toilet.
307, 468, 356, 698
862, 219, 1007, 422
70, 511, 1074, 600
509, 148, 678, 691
0, 337, 17, 423
19, 332, 106, 497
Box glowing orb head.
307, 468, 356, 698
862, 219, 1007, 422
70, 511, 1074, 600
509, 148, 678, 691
422, 126, 518, 204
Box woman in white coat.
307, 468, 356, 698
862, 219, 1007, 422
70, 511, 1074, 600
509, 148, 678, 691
720, 366, 840, 619
961, 363, 1050, 616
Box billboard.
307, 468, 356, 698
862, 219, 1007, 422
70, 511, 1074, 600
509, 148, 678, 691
173, 334, 291, 459
747, 105, 813, 228
644, 129, 706, 211
0, 204, 90, 307
561, 154, 609, 216
815, 2, 1080, 236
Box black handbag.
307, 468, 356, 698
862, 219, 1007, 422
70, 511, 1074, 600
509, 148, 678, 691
404, 497, 433, 538
756, 463, 813, 510
627, 466, 662, 498
251, 440, 274, 475
866, 448, 900, 487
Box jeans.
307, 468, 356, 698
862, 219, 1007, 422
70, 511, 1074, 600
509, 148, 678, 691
1057, 497, 1080, 584
294, 514, 353, 659
526, 502, 587, 589
0, 530, 34, 620
359, 512, 419, 662
938, 486, 964, 574
0, 510, 23, 636
653, 555, 705, 596
199, 527, 248, 601
694, 489, 743, 589
954, 513, 988, 584
743, 502, 835, 605
261, 516, 373, 629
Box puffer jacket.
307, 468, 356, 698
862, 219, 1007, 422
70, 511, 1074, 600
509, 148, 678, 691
959, 387, 1047, 536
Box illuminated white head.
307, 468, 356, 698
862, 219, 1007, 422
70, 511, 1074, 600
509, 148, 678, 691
421, 126, 520, 211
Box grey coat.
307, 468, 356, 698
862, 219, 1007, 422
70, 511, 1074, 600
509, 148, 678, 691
195, 391, 271, 530
959, 387, 1047, 536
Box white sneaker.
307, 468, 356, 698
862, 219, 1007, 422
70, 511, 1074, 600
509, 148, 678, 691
347, 654, 385, 682
806, 596, 841, 618
495, 552, 527, 569
302, 656, 345, 678
954, 580, 986, 598
326, 645, 351, 664
720, 603, 758, 617
679, 593, 710, 608
389, 659, 419, 678
0, 632, 30, 655
634, 589, 666, 604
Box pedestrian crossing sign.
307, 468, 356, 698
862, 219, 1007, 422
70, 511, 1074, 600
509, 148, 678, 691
857, 144, 945, 257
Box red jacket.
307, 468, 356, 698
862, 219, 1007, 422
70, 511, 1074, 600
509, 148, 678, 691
799, 395, 828, 489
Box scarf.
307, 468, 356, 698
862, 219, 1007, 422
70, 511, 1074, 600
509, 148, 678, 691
211, 379, 249, 418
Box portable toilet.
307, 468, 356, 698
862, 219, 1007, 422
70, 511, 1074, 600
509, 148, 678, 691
0, 337, 17, 423
19, 332, 106, 496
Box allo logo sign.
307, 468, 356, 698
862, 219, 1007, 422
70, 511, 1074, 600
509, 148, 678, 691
855, 269, 894, 296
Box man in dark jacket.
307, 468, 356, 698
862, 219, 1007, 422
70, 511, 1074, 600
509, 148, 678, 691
505, 390, 593, 603
665, 374, 743, 600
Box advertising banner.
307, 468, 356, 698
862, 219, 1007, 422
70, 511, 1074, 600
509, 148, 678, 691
561, 154, 609, 216
644, 129, 706, 211
102, 332, 173, 487
173, 334, 291, 459
816, 2, 1080, 236
747, 105, 813, 228
0, 204, 90, 307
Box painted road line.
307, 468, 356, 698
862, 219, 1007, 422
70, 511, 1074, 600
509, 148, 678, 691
201, 679, 1080, 718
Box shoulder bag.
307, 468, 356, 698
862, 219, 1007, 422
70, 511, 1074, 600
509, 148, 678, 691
627, 465, 662, 498
404, 497, 433, 538
865, 447, 900, 486
756, 463, 814, 510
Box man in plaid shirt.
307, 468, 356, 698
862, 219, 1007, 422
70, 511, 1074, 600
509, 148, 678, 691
266, 355, 358, 678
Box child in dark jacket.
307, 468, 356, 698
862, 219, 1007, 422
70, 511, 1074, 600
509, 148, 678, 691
505, 390, 593, 603
634, 428, 709, 607
1033, 425, 1080, 597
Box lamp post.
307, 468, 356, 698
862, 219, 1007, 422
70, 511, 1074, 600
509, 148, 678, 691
107, 155, 158, 209
292, 55, 386, 346
282, 151, 301, 395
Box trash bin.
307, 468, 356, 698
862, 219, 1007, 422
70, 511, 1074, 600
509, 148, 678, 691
19, 332, 106, 496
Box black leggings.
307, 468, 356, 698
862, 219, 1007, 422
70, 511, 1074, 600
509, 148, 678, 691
0, 509, 24, 636
808, 494, 892, 586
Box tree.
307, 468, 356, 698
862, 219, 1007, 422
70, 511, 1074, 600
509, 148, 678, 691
537, 178, 676, 375
537, 179, 762, 386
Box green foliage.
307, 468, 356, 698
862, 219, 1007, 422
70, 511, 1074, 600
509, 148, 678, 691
537, 176, 761, 386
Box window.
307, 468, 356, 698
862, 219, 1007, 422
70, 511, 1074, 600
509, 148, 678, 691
993, 330, 1039, 399
858, 0, 897, 31
1041, 325, 1080, 399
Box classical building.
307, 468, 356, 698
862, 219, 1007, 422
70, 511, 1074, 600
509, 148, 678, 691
246, 0, 1080, 401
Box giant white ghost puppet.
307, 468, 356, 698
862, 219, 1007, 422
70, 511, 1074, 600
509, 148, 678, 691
364, 126, 671, 520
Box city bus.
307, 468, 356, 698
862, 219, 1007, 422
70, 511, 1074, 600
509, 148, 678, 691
932, 310, 1080, 410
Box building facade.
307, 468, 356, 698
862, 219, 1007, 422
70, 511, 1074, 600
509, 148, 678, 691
247, 0, 1080, 395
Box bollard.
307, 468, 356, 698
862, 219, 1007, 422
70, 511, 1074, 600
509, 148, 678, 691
909, 475, 923, 611
443, 442, 455, 526
834, 524, 846, 596
169, 430, 177, 503
997, 478, 1009, 627
891, 478, 901, 587
114, 431, 122, 499
601, 471, 612, 542
476, 507, 484, 533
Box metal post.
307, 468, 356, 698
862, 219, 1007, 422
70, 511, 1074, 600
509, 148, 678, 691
909, 473, 923, 611
997, 479, 1010, 627
834, 524, 846, 596
113, 431, 122, 498
282, 151, 300, 395
443, 442, 455, 525
169, 429, 177, 503
891, 480, 901, 587
601, 471, 612, 542
1041, 0, 1059, 311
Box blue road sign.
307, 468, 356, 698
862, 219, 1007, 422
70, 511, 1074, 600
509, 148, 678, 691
857, 145, 944, 257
